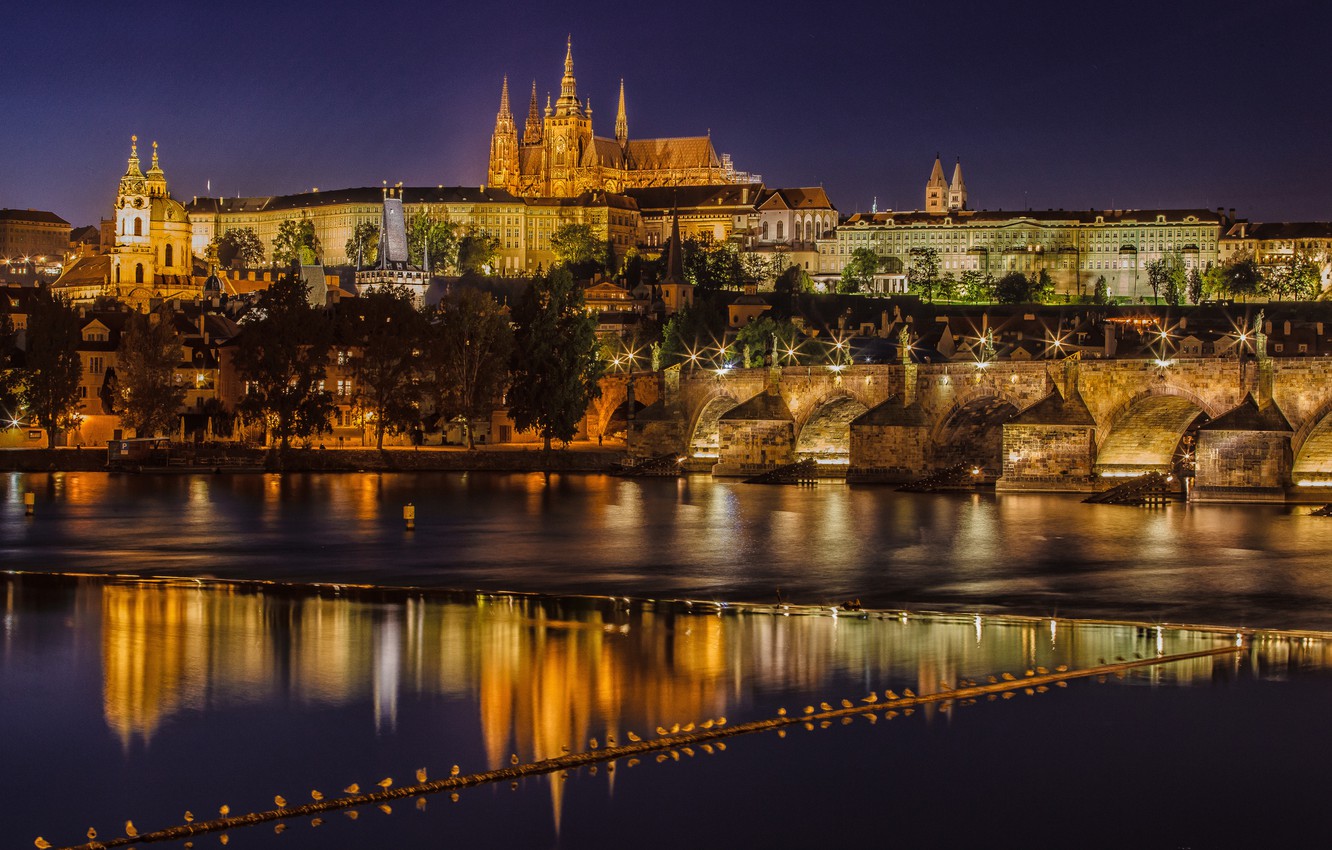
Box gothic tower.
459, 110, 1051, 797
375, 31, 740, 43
523, 80, 543, 145
925, 154, 948, 214
615, 79, 628, 147
543, 36, 593, 196
948, 158, 967, 211
488, 76, 520, 191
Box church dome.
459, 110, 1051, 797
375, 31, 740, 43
150, 195, 188, 223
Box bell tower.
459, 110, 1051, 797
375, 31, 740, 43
113, 135, 154, 293
543, 36, 592, 196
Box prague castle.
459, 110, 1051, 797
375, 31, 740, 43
487, 38, 753, 197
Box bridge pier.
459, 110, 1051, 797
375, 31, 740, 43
1191, 394, 1293, 503
712, 389, 795, 477
995, 387, 1098, 493
846, 396, 930, 483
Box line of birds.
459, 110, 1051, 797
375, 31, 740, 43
37, 669, 1131, 850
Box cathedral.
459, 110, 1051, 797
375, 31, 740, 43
487, 39, 747, 197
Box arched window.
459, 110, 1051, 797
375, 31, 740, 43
761, 221, 769, 241
115, 264, 120, 283
776, 220, 785, 241
135, 263, 144, 284
165, 244, 173, 267
133, 218, 142, 237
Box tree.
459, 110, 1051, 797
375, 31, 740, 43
960, 270, 992, 303
210, 228, 265, 269
1221, 256, 1262, 301
1280, 252, 1322, 301
1145, 256, 1166, 303
457, 228, 500, 275
272, 217, 318, 266
1093, 275, 1110, 305
345, 285, 427, 449
683, 239, 753, 293
734, 316, 804, 367
839, 247, 881, 294
936, 271, 959, 302
550, 223, 612, 278
345, 221, 379, 268
21, 288, 83, 448
657, 298, 727, 368
1186, 267, 1203, 305
408, 209, 457, 274
1146, 252, 1186, 305
508, 267, 603, 450
906, 247, 941, 301
233, 276, 335, 451
426, 287, 513, 448
114, 307, 186, 437
0, 311, 19, 424
995, 272, 1034, 303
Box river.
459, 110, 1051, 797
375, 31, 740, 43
3, 472, 1331, 848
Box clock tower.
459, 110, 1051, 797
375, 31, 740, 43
112, 135, 155, 292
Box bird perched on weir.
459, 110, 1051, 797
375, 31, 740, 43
885, 690, 899, 700
778, 707, 788, 715
820, 702, 832, 711
450, 765, 460, 777
656, 726, 668, 736
274, 795, 286, 809
377, 777, 393, 791
416, 768, 428, 783
903, 688, 915, 698
311, 790, 324, 801
700, 719, 714, 729
628, 731, 641, 742
126, 821, 139, 838
1056, 664, 1068, 673
87, 828, 97, 841
34, 838, 51, 849
219, 805, 230, 817
717, 717, 727, 726
344, 784, 360, 795
841, 699, 853, 709
1001, 673, 1015, 681
184, 811, 195, 822
590, 737, 598, 749
670, 723, 680, 734
511, 753, 520, 764
862, 693, 878, 703
682, 723, 695, 732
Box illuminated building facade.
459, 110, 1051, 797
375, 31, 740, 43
487, 39, 753, 198
0, 208, 71, 262
54, 137, 201, 307
819, 159, 1228, 297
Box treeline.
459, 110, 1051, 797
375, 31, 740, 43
0, 269, 603, 451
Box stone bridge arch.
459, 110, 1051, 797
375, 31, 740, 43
686, 391, 742, 459
794, 393, 871, 463
930, 387, 1026, 473
1093, 386, 1221, 475
1291, 397, 1332, 486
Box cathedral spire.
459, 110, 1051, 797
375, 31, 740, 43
948, 157, 967, 211
498, 75, 512, 121
615, 79, 628, 146
523, 80, 543, 144
124, 135, 144, 179
556, 35, 581, 116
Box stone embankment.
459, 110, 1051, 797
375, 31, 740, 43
0, 446, 626, 474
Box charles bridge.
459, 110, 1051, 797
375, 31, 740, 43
596, 343, 1332, 502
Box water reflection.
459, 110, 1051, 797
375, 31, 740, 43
7, 573, 1332, 848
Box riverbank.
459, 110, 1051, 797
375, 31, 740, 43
0, 444, 628, 473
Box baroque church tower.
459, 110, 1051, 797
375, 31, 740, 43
110, 137, 194, 304
948, 159, 967, 212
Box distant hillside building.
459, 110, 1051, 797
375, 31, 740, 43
487, 38, 755, 198
0, 208, 71, 262
1221, 220, 1332, 291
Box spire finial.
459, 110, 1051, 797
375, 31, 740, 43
615, 78, 628, 145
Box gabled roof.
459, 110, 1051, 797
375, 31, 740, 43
757, 187, 835, 212
625, 183, 763, 212
1200, 393, 1292, 432
851, 395, 929, 427
1009, 386, 1095, 426
719, 391, 793, 422
53, 255, 112, 289
1225, 222, 1332, 241
624, 136, 719, 170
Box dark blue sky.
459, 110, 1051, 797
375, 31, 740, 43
2, 0, 1330, 228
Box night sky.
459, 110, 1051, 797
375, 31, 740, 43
3, 0, 1330, 229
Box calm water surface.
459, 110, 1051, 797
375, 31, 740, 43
2, 471, 1330, 628
3, 574, 1330, 849
4, 472, 1332, 848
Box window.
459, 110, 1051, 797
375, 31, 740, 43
135, 264, 143, 284
776, 221, 784, 241
89, 356, 103, 374
133, 219, 142, 237
165, 244, 173, 267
